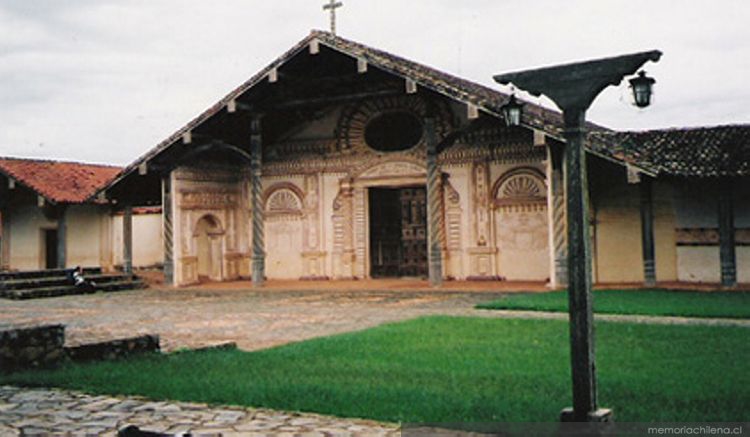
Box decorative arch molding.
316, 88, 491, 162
337, 95, 453, 154
263, 183, 304, 216
192, 213, 224, 237
350, 158, 428, 189
492, 167, 547, 208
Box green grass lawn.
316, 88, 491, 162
2, 317, 748, 423
476, 289, 750, 319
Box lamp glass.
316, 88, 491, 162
629, 71, 655, 108
502, 95, 523, 126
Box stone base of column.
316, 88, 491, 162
560, 407, 613, 422
252, 256, 265, 287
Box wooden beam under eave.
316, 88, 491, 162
357, 58, 368, 74
227, 99, 237, 113
626, 164, 642, 184
7, 178, 14, 189
309, 39, 320, 55
268, 67, 278, 83
37, 195, 45, 207
182, 131, 192, 144
138, 162, 148, 176
467, 103, 479, 120
533, 129, 547, 147
405, 78, 417, 94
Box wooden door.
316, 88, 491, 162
399, 188, 427, 277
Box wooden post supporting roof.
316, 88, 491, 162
123, 204, 133, 276
562, 108, 598, 418
495, 49, 661, 423
57, 206, 67, 269
425, 115, 443, 287
718, 178, 737, 287
250, 115, 265, 286
640, 177, 656, 286
162, 175, 174, 285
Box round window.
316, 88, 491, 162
364, 111, 423, 152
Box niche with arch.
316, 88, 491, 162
193, 214, 224, 281
263, 184, 305, 279
492, 168, 550, 281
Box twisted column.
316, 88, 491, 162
425, 116, 443, 286
162, 175, 174, 285
250, 116, 265, 286
548, 145, 568, 288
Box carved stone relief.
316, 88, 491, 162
472, 162, 491, 247
331, 185, 355, 279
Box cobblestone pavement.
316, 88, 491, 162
0, 386, 398, 436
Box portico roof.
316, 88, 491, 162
590, 124, 750, 177
99, 30, 591, 201
99, 31, 749, 202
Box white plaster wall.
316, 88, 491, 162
65, 205, 105, 268
8, 205, 57, 270
7, 204, 108, 270
739, 247, 750, 284
677, 246, 720, 283
112, 213, 164, 268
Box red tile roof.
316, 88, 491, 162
0, 158, 122, 203
589, 124, 750, 177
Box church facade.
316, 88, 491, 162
5, 31, 744, 289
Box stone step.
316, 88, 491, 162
0, 267, 102, 281
1, 273, 137, 290
0, 279, 146, 300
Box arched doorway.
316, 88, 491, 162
194, 214, 223, 281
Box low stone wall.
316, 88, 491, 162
0, 324, 65, 373
65, 335, 160, 363
0, 324, 160, 373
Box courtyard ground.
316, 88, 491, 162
2, 283, 749, 434
3, 282, 746, 352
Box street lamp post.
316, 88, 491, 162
494, 50, 661, 422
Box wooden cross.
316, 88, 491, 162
323, 0, 343, 35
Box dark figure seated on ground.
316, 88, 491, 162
69, 266, 96, 292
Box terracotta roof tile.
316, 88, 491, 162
589, 124, 750, 177
0, 158, 122, 203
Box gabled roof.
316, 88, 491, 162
103, 30, 582, 194
0, 157, 121, 203
102, 30, 748, 194
589, 124, 750, 177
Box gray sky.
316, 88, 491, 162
1, 0, 749, 166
